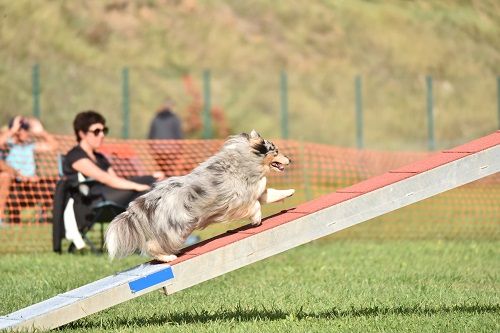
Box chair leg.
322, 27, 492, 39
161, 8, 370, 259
100, 222, 105, 252
67, 224, 106, 255
83, 233, 99, 254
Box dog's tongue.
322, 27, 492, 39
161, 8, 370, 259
272, 162, 285, 171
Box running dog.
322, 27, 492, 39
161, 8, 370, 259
105, 130, 295, 262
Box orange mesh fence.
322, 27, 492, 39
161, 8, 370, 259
0, 135, 498, 253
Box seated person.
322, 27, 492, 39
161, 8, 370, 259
61, 110, 164, 250
0, 160, 13, 226
0, 116, 58, 223
0, 116, 58, 181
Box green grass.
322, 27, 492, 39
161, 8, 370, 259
1, 240, 499, 332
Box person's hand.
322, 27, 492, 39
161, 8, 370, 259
28, 118, 44, 134
135, 183, 151, 192
152, 171, 165, 180
10, 116, 22, 133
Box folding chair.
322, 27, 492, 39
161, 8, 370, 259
57, 154, 126, 253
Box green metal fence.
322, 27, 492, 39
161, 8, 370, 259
16, 64, 500, 150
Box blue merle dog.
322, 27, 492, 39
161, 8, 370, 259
105, 130, 294, 262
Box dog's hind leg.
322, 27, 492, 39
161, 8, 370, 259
249, 201, 262, 226
146, 239, 178, 262
259, 188, 295, 204
155, 254, 178, 262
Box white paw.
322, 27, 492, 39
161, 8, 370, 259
249, 205, 262, 225
250, 215, 262, 225
264, 188, 295, 203
250, 219, 262, 226
155, 254, 178, 262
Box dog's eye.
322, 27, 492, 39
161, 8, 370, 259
264, 141, 277, 152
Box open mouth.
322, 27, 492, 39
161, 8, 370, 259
271, 162, 285, 172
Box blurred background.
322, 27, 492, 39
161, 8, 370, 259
1, 0, 499, 150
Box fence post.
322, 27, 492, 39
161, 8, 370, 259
203, 69, 213, 139
355, 75, 364, 149
300, 140, 312, 201
121, 67, 130, 139
426, 75, 435, 150
280, 70, 289, 139
497, 76, 500, 129
32, 64, 41, 119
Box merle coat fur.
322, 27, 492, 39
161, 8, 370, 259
105, 130, 292, 262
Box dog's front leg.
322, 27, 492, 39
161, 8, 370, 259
259, 188, 295, 204
249, 201, 262, 226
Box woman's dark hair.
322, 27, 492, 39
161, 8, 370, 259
73, 110, 106, 142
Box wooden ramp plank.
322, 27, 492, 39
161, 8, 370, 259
1, 133, 498, 332
0, 263, 173, 331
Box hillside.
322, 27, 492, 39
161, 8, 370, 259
1, 0, 499, 150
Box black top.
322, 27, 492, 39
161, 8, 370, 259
148, 109, 183, 140
63, 145, 111, 176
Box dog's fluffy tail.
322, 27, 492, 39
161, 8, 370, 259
105, 210, 148, 260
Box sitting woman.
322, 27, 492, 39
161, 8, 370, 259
62, 110, 164, 250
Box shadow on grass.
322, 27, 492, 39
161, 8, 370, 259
68, 303, 499, 328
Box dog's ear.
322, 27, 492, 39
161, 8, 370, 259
250, 130, 261, 139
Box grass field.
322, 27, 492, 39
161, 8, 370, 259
1, 240, 498, 332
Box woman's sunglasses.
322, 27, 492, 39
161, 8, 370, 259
88, 127, 109, 136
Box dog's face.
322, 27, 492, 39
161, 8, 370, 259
247, 130, 291, 173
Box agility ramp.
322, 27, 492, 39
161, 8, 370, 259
1, 132, 498, 332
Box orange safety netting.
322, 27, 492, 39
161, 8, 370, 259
0, 135, 498, 253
